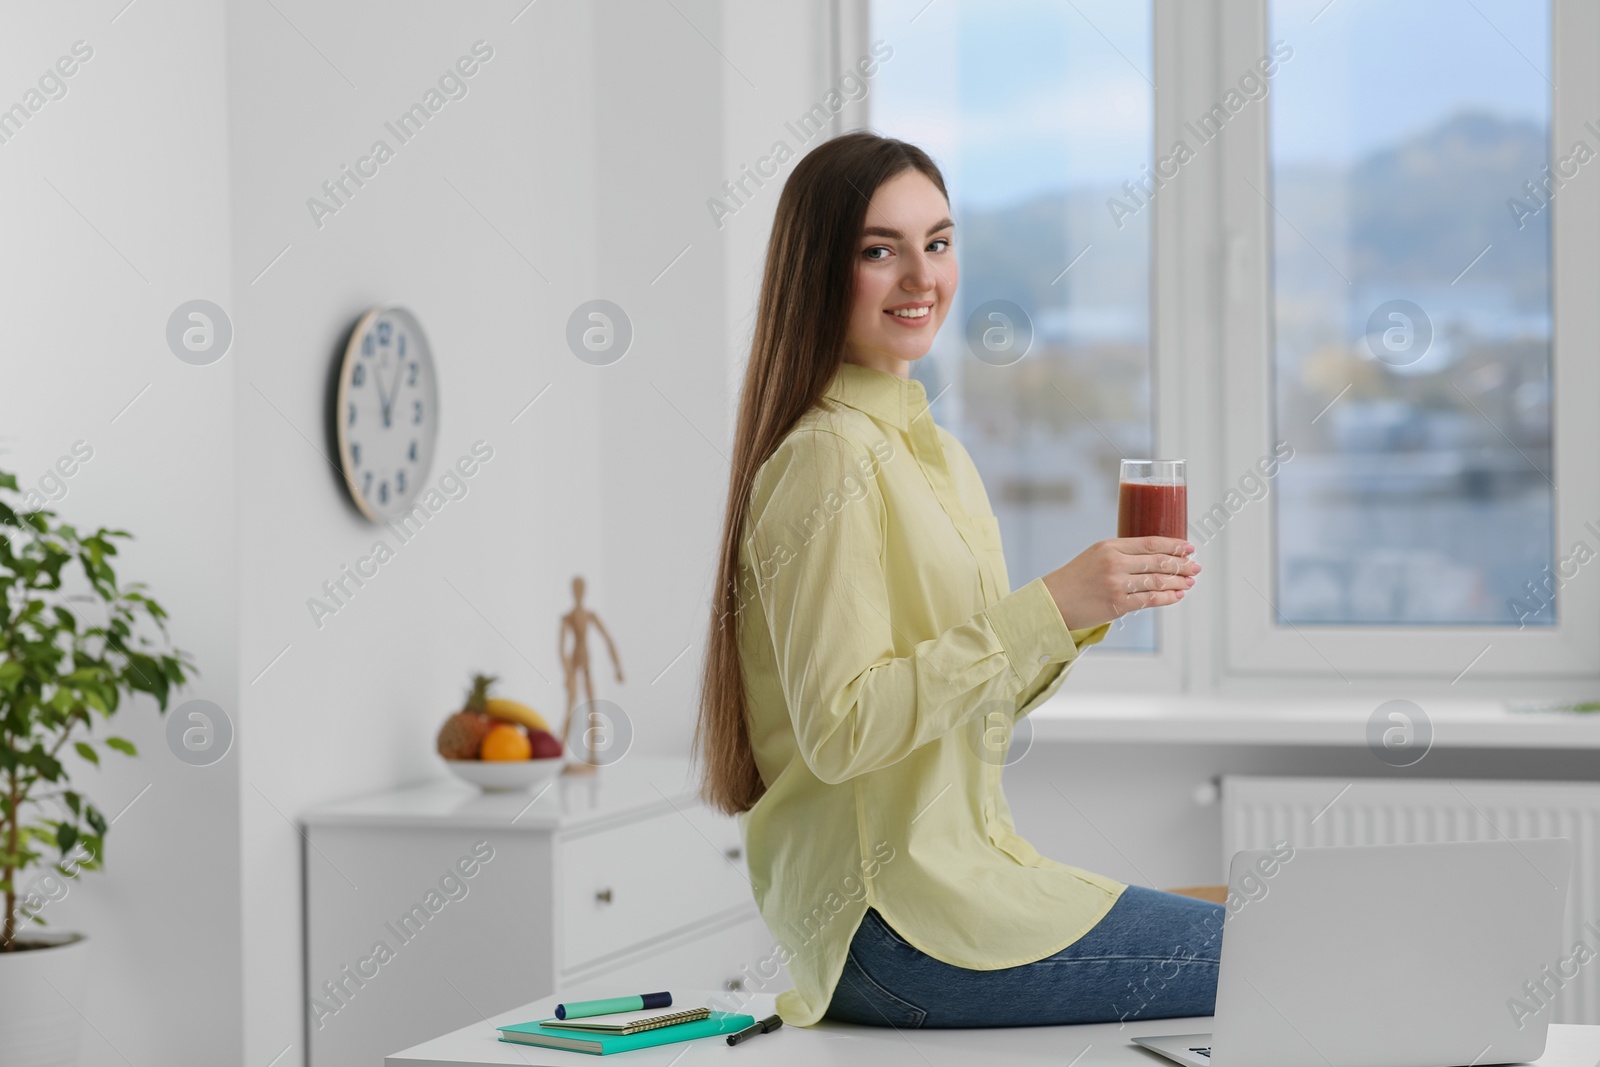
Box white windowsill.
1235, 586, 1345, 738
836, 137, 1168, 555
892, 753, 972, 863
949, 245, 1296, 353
1026, 694, 1600, 748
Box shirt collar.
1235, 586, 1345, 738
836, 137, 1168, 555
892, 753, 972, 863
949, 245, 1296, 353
821, 361, 929, 432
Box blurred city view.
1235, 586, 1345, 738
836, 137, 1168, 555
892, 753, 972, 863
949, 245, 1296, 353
871, 0, 1553, 651
1267, 0, 1554, 626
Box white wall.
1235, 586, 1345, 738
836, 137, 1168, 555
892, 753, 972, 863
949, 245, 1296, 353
226, 2, 604, 1063
588, 0, 728, 761
0, 3, 242, 1063
0, 3, 851, 1064
584, 0, 860, 762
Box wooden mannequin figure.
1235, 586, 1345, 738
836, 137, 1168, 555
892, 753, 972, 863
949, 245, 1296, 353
558, 576, 623, 775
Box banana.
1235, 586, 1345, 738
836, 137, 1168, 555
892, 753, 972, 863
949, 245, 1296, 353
483, 696, 552, 735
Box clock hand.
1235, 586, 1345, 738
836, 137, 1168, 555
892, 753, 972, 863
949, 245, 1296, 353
380, 349, 404, 422
374, 357, 398, 428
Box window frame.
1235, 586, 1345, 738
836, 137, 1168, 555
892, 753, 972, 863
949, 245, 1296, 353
1211, 0, 1600, 692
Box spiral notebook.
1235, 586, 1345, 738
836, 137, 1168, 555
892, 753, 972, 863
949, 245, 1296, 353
497, 1010, 754, 1054
541, 1007, 710, 1034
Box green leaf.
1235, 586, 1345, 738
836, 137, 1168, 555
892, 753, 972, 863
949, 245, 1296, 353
105, 737, 136, 757
73, 741, 99, 766
55, 823, 77, 855
75, 836, 103, 870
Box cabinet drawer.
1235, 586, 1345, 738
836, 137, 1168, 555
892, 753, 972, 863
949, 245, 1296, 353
571, 912, 774, 996
560, 803, 749, 969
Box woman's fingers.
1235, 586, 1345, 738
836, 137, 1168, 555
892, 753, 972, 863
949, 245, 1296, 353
1111, 537, 1200, 576
1132, 587, 1185, 609
1117, 536, 1191, 558
1122, 572, 1191, 594
1130, 552, 1201, 576
1111, 584, 1185, 617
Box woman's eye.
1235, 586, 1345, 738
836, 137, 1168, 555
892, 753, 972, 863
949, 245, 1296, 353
863, 246, 891, 261
929, 237, 951, 253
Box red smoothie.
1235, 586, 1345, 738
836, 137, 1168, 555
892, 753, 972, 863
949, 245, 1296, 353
1118, 481, 1187, 540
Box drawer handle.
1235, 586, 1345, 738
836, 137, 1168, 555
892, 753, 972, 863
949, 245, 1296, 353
595, 888, 613, 904
724, 978, 745, 991
724, 846, 742, 861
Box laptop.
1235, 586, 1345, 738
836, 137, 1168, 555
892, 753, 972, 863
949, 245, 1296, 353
1134, 838, 1572, 1067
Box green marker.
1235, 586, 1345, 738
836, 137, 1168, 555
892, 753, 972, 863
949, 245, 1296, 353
554, 991, 672, 1020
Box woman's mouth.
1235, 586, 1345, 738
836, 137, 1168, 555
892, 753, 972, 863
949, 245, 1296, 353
885, 303, 933, 326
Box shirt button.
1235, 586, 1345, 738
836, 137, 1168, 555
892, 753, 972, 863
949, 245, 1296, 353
1038, 654, 1050, 664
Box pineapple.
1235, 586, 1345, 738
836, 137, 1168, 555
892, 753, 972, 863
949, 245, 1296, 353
436, 673, 496, 759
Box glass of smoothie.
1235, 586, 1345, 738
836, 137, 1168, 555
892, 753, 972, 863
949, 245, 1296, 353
1117, 459, 1187, 540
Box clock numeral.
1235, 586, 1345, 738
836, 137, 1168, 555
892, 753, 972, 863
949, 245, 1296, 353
408, 440, 417, 462
377, 321, 392, 346
347, 403, 356, 427
351, 443, 361, 467
363, 471, 373, 495
398, 334, 407, 358
407, 361, 418, 387
413, 400, 424, 424
396, 470, 407, 494
362, 334, 374, 357
352, 363, 365, 388
379, 481, 389, 505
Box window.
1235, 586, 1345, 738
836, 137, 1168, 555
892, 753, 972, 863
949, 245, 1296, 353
1219, 0, 1598, 685
859, 0, 1600, 691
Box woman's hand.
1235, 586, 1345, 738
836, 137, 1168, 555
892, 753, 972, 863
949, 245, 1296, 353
1041, 537, 1199, 631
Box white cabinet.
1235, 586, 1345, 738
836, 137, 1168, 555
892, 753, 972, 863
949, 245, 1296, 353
558, 802, 749, 969
301, 757, 785, 1066
570, 910, 775, 995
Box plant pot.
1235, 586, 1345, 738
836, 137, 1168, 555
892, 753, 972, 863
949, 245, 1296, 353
0, 932, 89, 1066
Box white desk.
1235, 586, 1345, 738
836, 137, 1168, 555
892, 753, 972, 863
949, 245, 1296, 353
386, 986, 1600, 1067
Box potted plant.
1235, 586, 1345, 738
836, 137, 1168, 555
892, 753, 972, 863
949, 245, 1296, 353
0, 467, 196, 1064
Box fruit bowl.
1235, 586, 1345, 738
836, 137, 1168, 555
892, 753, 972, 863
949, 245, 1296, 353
443, 755, 566, 792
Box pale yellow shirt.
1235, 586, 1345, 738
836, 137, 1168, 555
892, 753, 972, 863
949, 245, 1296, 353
735, 360, 1125, 1026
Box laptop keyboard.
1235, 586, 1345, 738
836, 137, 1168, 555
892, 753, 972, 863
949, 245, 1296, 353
1188, 1048, 1212, 1059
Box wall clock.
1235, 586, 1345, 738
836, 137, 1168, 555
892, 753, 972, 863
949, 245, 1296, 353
333, 306, 440, 522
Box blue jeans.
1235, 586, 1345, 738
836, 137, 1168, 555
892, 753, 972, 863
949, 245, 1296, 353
822, 886, 1224, 1028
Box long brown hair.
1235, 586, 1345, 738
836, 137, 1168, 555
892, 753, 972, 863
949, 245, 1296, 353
693, 131, 950, 815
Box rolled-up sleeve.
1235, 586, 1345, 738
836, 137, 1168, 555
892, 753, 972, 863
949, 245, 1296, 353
747, 429, 1097, 786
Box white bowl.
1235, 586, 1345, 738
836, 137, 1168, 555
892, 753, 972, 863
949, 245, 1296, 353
443, 755, 566, 792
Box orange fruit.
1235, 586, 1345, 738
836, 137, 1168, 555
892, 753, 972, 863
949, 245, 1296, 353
480, 723, 532, 761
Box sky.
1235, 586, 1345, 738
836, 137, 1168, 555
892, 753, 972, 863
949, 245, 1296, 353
869, 0, 1551, 208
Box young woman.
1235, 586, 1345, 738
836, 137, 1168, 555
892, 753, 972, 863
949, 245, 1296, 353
694, 132, 1212, 1030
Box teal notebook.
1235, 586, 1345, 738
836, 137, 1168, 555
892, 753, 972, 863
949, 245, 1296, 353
498, 1010, 755, 1055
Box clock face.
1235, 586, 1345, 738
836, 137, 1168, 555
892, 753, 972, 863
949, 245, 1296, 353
335, 306, 440, 523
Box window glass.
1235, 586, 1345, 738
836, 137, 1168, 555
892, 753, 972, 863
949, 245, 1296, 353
1268, 0, 1554, 625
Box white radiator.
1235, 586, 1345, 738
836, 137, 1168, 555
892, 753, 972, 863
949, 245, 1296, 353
1222, 776, 1600, 1025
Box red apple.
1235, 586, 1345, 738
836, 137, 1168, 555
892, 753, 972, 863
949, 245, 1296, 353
528, 729, 564, 760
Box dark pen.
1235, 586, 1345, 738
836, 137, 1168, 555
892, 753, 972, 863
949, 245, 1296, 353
726, 1013, 783, 1045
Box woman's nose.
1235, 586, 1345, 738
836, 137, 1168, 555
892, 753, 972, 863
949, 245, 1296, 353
902, 252, 937, 293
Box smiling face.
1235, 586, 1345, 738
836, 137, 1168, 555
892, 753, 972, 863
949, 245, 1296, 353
842, 168, 958, 377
